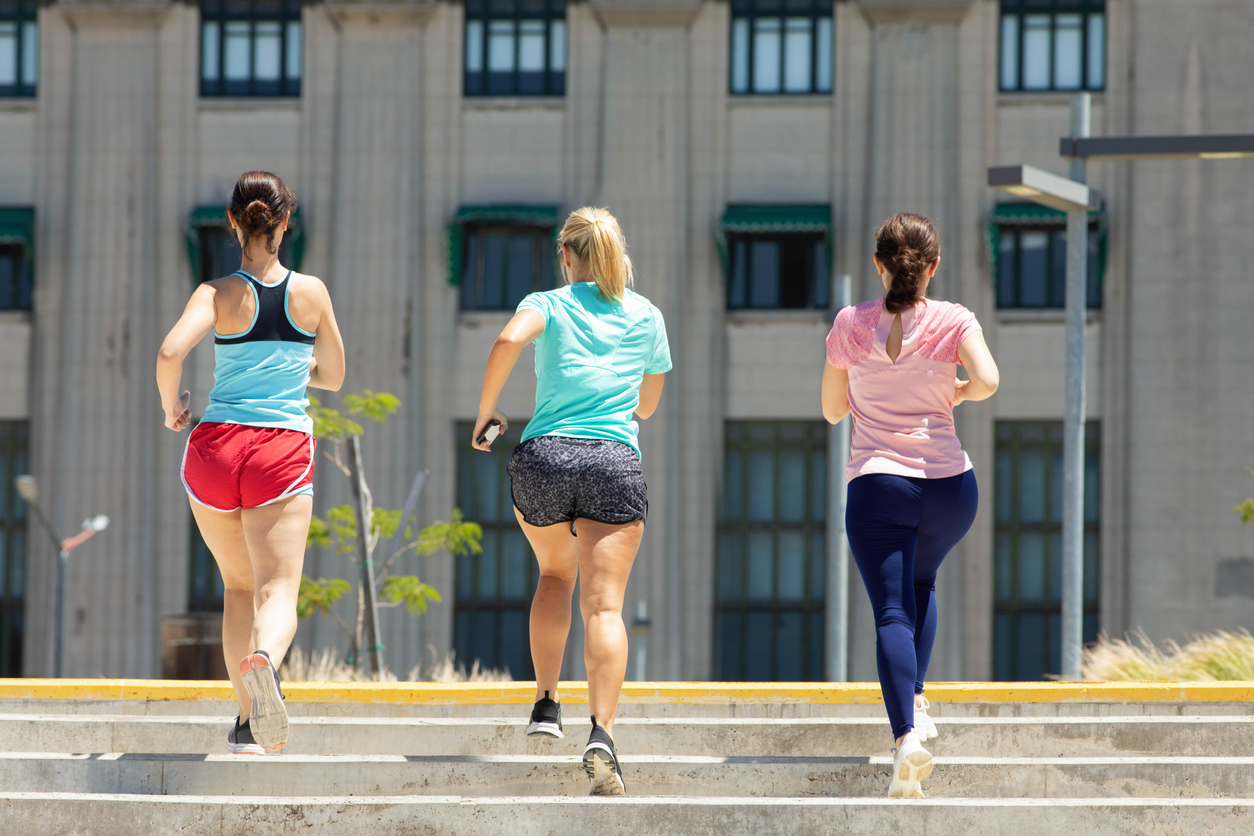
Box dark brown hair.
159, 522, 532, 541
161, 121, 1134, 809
228, 171, 297, 257
875, 212, 940, 314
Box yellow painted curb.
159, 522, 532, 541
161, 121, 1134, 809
0, 679, 1251, 705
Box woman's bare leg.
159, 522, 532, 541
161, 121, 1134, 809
240, 495, 312, 665
190, 501, 254, 720
576, 518, 644, 737
517, 509, 578, 702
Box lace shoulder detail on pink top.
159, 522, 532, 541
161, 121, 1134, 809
916, 301, 982, 364
825, 300, 883, 369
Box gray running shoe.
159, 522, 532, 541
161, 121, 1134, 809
582, 717, 626, 796
227, 717, 265, 755
239, 649, 288, 751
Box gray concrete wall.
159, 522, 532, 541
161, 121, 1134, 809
3, 0, 1253, 681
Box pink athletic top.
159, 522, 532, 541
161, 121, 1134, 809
825, 298, 982, 483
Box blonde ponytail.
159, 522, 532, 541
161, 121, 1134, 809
559, 206, 633, 302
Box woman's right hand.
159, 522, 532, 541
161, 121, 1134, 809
164, 391, 191, 432
471, 409, 508, 452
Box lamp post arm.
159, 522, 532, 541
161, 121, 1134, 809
26, 499, 62, 554
60, 528, 98, 555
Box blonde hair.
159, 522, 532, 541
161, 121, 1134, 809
559, 207, 633, 302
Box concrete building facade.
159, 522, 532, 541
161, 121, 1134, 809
1, 0, 1252, 681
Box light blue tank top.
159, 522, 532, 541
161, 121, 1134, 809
200, 270, 315, 434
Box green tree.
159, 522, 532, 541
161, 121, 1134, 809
302, 390, 482, 670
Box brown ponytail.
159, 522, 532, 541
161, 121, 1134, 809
559, 207, 633, 302
875, 212, 940, 314
228, 171, 297, 258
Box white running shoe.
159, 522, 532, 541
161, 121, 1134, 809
887, 733, 933, 798
239, 650, 288, 752
914, 696, 939, 741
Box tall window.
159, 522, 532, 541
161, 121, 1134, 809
200, 0, 303, 98
0, 0, 36, 98
189, 511, 225, 612
730, 0, 832, 95
1000, 0, 1104, 92
994, 421, 1100, 681
460, 225, 555, 311
716, 422, 826, 681
0, 242, 31, 311
0, 422, 28, 676
455, 422, 537, 678
997, 225, 1101, 309
464, 0, 566, 97
728, 233, 829, 310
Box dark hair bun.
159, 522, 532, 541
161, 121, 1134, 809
228, 171, 297, 257
875, 213, 940, 314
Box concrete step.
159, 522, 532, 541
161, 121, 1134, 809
3, 793, 1253, 836
3, 713, 1251, 758
4, 751, 1254, 799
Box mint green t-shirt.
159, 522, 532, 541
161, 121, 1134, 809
516, 282, 672, 457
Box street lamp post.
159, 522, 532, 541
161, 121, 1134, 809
991, 106, 1254, 679
14, 476, 109, 678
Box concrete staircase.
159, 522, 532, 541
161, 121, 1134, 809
1, 681, 1253, 834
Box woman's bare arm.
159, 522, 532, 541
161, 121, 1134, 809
821, 361, 851, 424
635, 373, 665, 419
156, 284, 217, 431
472, 310, 546, 451
307, 279, 346, 391
955, 331, 1000, 405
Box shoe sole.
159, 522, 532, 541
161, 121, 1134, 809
526, 721, 564, 739
227, 742, 266, 755
240, 653, 288, 752
583, 746, 626, 796
888, 745, 933, 798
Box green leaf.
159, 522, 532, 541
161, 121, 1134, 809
1237, 499, 1254, 525
415, 508, 483, 558
344, 390, 401, 424
297, 575, 352, 620
371, 508, 403, 541
380, 575, 442, 616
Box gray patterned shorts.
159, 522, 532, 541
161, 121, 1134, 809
507, 436, 648, 533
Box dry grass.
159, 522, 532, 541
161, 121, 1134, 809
1082, 629, 1254, 681
280, 645, 513, 683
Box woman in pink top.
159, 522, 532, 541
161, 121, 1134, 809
822, 213, 1000, 798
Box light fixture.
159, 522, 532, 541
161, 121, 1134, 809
14, 475, 37, 503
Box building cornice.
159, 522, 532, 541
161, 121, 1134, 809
56, 0, 170, 26
589, 0, 703, 28
324, 0, 436, 28
856, 0, 973, 25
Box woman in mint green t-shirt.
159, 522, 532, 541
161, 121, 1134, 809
472, 207, 671, 796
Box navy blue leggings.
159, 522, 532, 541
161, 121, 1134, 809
846, 471, 978, 740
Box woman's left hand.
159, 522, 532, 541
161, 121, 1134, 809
165, 390, 191, 432
471, 409, 508, 452
953, 378, 970, 406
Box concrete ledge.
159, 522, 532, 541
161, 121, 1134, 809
2, 793, 1253, 836
1, 679, 1253, 705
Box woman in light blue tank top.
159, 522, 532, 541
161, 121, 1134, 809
156, 172, 345, 755
473, 207, 671, 795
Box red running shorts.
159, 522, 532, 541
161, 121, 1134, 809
182, 422, 316, 512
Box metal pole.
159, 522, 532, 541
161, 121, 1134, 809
1061, 93, 1090, 680
54, 549, 66, 678
348, 436, 385, 677
826, 274, 852, 682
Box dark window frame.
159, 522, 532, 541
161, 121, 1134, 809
193, 225, 294, 286
726, 231, 830, 310
463, 0, 567, 98
729, 0, 834, 96
0, 0, 37, 98
200, 0, 303, 98
188, 514, 226, 613
454, 421, 538, 679
0, 242, 31, 311
993, 421, 1100, 681
995, 223, 1102, 310
0, 421, 28, 676
715, 421, 827, 682
459, 223, 556, 312
999, 0, 1105, 93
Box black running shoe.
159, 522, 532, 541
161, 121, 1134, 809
582, 717, 626, 796
227, 717, 266, 755
527, 691, 563, 739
